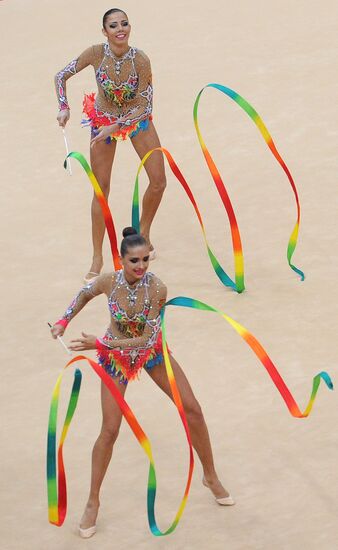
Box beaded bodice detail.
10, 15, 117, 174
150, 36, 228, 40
58, 270, 166, 382
108, 270, 152, 339
96, 45, 139, 107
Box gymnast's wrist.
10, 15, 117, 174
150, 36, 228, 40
55, 318, 69, 329
96, 338, 121, 351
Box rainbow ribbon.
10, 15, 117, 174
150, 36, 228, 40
193, 84, 304, 282
47, 368, 82, 525
47, 351, 194, 535
64, 152, 121, 271
68, 84, 304, 289
132, 147, 238, 290
161, 297, 332, 418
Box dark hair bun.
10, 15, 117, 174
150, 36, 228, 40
122, 226, 138, 238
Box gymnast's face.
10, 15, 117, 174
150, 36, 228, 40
103, 12, 131, 48
122, 244, 150, 284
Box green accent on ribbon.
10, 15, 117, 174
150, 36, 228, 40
131, 147, 239, 291
47, 350, 194, 536
47, 368, 82, 525
193, 83, 304, 282
161, 296, 332, 417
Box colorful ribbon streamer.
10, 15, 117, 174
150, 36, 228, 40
47, 368, 82, 525
161, 297, 332, 418
132, 147, 238, 290
47, 350, 194, 536
193, 84, 304, 281
68, 84, 304, 289
64, 152, 121, 270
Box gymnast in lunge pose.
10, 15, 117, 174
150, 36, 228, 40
51, 227, 234, 539
55, 8, 166, 282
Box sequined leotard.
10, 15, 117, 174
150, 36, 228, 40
55, 43, 153, 140
57, 271, 166, 383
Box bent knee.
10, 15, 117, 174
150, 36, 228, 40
149, 176, 167, 194
185, 400, 204, 423
100, 424, 120, 444
98, 179, 111, 193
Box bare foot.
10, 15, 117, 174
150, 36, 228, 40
202, 476, 230, 499
80, 500, 100, 529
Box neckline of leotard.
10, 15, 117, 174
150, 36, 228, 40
103, 43, 137, 61
116, 269, 150, 288
108, 270, 152, 320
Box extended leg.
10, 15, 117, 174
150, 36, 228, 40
80, 378, 127, 531
147, 355, 231, 500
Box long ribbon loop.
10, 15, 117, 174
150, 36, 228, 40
47, 368, 82, 525
162, 297, 332, 418
64, 152, 121, 270
132, 147, 238, 290
47, 351, 194, 536
194, 84, 304, 281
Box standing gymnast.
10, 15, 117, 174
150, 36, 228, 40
55, 8, 166, 281
51, 228, 234, 538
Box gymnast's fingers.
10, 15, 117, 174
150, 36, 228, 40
69, 343, 84, 351
70, 338, 85, 345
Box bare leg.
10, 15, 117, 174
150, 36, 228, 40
130, 121, 166, 246
86, 139, 117, 279
146, 355, 230, 499
80, 378, 127, 529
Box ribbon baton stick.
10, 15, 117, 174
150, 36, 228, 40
62, 129, 72, 176
48, 322, 72, 356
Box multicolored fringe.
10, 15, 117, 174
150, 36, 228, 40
96, 335, 163, 383
82, 93, 151, 141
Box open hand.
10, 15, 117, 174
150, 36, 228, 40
90, 123, 120, 147
69, 332, 97, 351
